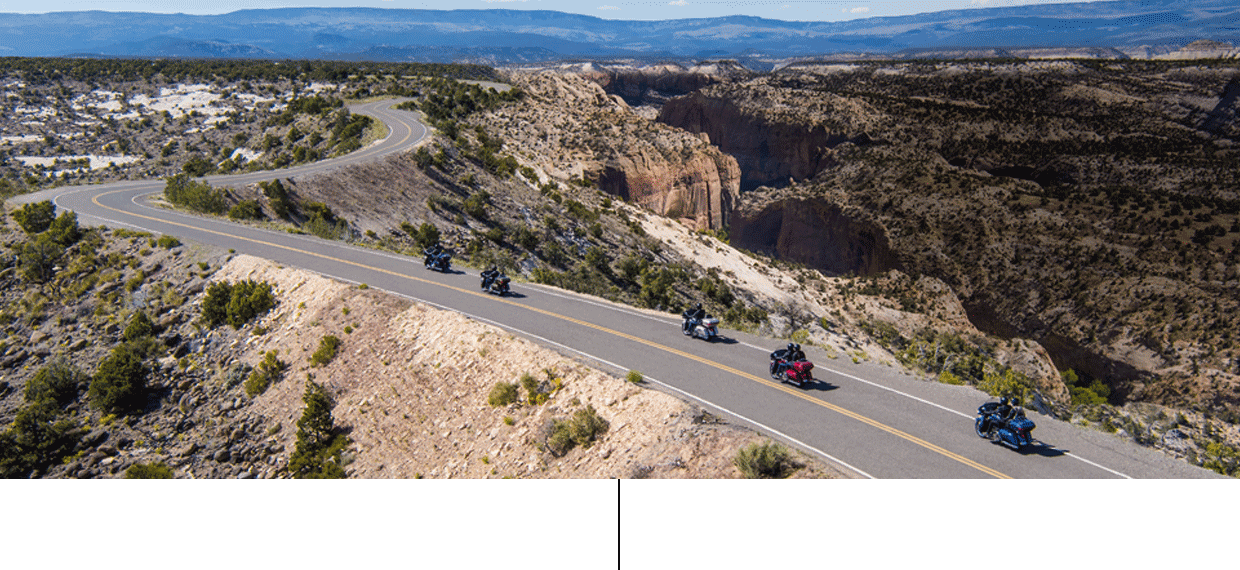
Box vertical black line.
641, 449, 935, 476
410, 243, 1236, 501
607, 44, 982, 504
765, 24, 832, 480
616, 478, 622, 570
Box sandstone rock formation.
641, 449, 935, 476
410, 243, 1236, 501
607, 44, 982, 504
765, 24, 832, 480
659, 79, 877, 191
478, 70, 741, 229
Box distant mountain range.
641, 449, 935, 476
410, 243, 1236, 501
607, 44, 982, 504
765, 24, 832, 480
0, 0, 1237, 67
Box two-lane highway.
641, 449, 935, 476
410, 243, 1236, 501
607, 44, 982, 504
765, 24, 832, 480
11, 99, 1220, 478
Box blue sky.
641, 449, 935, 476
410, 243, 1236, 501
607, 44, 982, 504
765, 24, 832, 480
0, 1, 1094, 21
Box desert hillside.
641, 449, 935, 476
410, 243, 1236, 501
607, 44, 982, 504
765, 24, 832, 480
0, 217, 842, 479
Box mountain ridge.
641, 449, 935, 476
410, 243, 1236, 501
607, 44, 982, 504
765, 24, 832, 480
1, 1, 1238, 66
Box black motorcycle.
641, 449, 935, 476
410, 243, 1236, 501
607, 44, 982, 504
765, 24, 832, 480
423, 246, 451, 272
481, 272, 510, 296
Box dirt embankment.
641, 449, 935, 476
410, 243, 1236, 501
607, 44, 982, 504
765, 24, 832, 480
211, 255, 846, 479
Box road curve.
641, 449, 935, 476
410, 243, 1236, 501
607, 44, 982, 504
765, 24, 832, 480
9, 99, 1221, 479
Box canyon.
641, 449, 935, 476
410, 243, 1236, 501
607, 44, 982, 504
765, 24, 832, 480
590, 60, 1240, 418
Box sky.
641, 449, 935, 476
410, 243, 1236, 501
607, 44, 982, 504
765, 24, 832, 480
0, 0, 1096, 22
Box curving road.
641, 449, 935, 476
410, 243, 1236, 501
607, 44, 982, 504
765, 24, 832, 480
11, 99, 1221, 479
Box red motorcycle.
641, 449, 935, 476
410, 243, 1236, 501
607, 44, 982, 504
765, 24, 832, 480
770, 345, 814, 388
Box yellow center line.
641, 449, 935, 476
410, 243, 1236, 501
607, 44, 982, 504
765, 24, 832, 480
88, 107, 1011, 480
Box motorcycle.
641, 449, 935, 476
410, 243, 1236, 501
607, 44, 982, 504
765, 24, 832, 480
423, 246, 451, 272
481, 272, 510, 296
681, 313, 719, 341
974, 402, 1036, 450
769, 354, 814, 388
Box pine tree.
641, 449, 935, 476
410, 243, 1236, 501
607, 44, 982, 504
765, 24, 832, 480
287, 379, 348, 479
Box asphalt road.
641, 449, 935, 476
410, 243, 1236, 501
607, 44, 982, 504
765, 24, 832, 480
10, 99, 1222, 479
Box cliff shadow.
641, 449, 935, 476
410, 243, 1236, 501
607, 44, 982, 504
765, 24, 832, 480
730, 197, 902, 277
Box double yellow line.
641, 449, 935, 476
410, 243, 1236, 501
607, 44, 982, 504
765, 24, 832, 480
88, 110, 1010, 479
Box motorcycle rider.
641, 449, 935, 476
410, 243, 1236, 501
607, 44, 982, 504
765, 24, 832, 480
481, 265, 499, 290
983, 396, 1012, 433
683, 302, 705, 334
789, 343, 805, 362
772, 342, 802, 375
423, 243, 441, 265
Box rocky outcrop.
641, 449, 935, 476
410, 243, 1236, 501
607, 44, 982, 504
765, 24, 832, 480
568, 61, 755, 107
659, 86, 875, 191
597, 146, 738, 230
479, 70, 740, 229
730, 193, 900, 277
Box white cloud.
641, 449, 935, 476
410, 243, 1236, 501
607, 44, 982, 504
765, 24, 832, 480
850, 7, 870, 13
669, 1, 688, 6
482, 0, 530, 3
598, 5, 619, 9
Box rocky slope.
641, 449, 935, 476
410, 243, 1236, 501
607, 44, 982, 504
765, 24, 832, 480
657, 60, 1240, 417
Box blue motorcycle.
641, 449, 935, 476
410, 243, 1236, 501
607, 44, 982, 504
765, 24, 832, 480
974, 402, 1036, 451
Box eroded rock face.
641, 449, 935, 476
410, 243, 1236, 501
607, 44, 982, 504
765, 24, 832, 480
479, 70, 740, 229
575, 61, 754, 107
731, 195, 900, 277
659, 83, 876, 191
597, 146, 738, 230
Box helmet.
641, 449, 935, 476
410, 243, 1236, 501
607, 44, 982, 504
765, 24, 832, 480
695, 302, 702, 310
999, 397, 1009, 406
793, 343, 801, 352
787, 343, 796, 352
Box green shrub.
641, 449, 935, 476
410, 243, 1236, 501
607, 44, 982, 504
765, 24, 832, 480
1063, 369, 1110, 406
47, 211, 82, 247
303, 213, 350, 241
488, 381, 519, 407
245, 350, 287, 398
24, 358, 87, 408
201, 282, 232, 328
228, 280, 275, 328
0, 398, 81, 478
463, 191, 490, 219
228, 199, 264, 220
410, 222, 441, 250
288, 379, 349, 479
164, 173, 228, 215
639, 268, 676, 309
11, 200, 56, 234
19, 234, 64, 283
125, 462, 173, 479
546, 406, 609, 456
937, 371, 965, 385
734, 441, 794, 479
521, 372, 548, 405
310, 335, 342, 367
547, 421, 574, 456
626, 370, 644, 384
88, 345, 149, 414
564, 200, 598, 222
514, 226, 539, 251
567, 405, 608, 448
259, 179, 295, 220
123, 310, 156, 342
156, 235, 181, 249
976, 368, 1033, 405
202, 280, 277, 329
